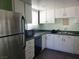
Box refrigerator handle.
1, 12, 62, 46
21, 16, 26, 49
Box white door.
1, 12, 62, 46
62, 35, 74, 53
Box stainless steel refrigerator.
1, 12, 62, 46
0, 10, 25, 59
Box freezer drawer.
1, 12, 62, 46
8, 34, 25, 59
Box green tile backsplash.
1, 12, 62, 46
37, 18, 79, 31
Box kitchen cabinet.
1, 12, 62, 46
40, 10, 47, 24
46, 34, 62, 51
46, 34, 56, 50
46, 34, 79, 54
25, 39, 34, 59
13, 0, 25, 16
75, 6, 79, 23
73, 36, 79, 54
65, 7, 76, 17
55, 7, 76, 18
40, 9, 55, 24
62, 35, 74, 53
46, 9, 55, 23
42, 35, 46, 50
25, 4, 32, 23
55, 8, 64, 18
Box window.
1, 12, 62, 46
32, 9, 38, 25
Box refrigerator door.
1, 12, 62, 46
8, 34, 25, 59
0, 37, 9, 59
6, 12, 23, 35
0, 10, 8, 37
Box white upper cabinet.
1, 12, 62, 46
46, 9, 55, 23
65, 7, 76, 17
25, 4, 32, 23
40, 10, 47, 24
75, 6, 79, 23
13, 0, 25, 16
55, 7, 76, 18
55, 8, 64, 18
40, 9, 55, 24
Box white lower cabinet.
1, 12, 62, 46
25, 39, 34, 59
61, 35, 74, 53
45, 34, 79, 54
46, 34, 62, 51
46, 34, 56, 50
73, 36, 79, 54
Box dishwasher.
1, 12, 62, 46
35, 35, 42, 57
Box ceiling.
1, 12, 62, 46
32, 0, 79, 10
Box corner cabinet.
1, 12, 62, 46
25, 39, 35, 59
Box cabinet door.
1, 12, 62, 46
46, 9, 55, 23
25, 4, 32, 23
14, 0, 25, 16
40, 10, 47, 24
55, 8, 64, 18
62, 36, 74, 53
65, 7, 76, 17
54, 35, 63, 51
46, 34, 55, 50
73, 36, 79, 54
75, 6, 79, 23
42, 35, 46, 50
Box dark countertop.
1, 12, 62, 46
34, 32, 79, 36
25, 30, 79, 41
34, 30, 79, 36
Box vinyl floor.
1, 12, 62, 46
35, 49, 79, 59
